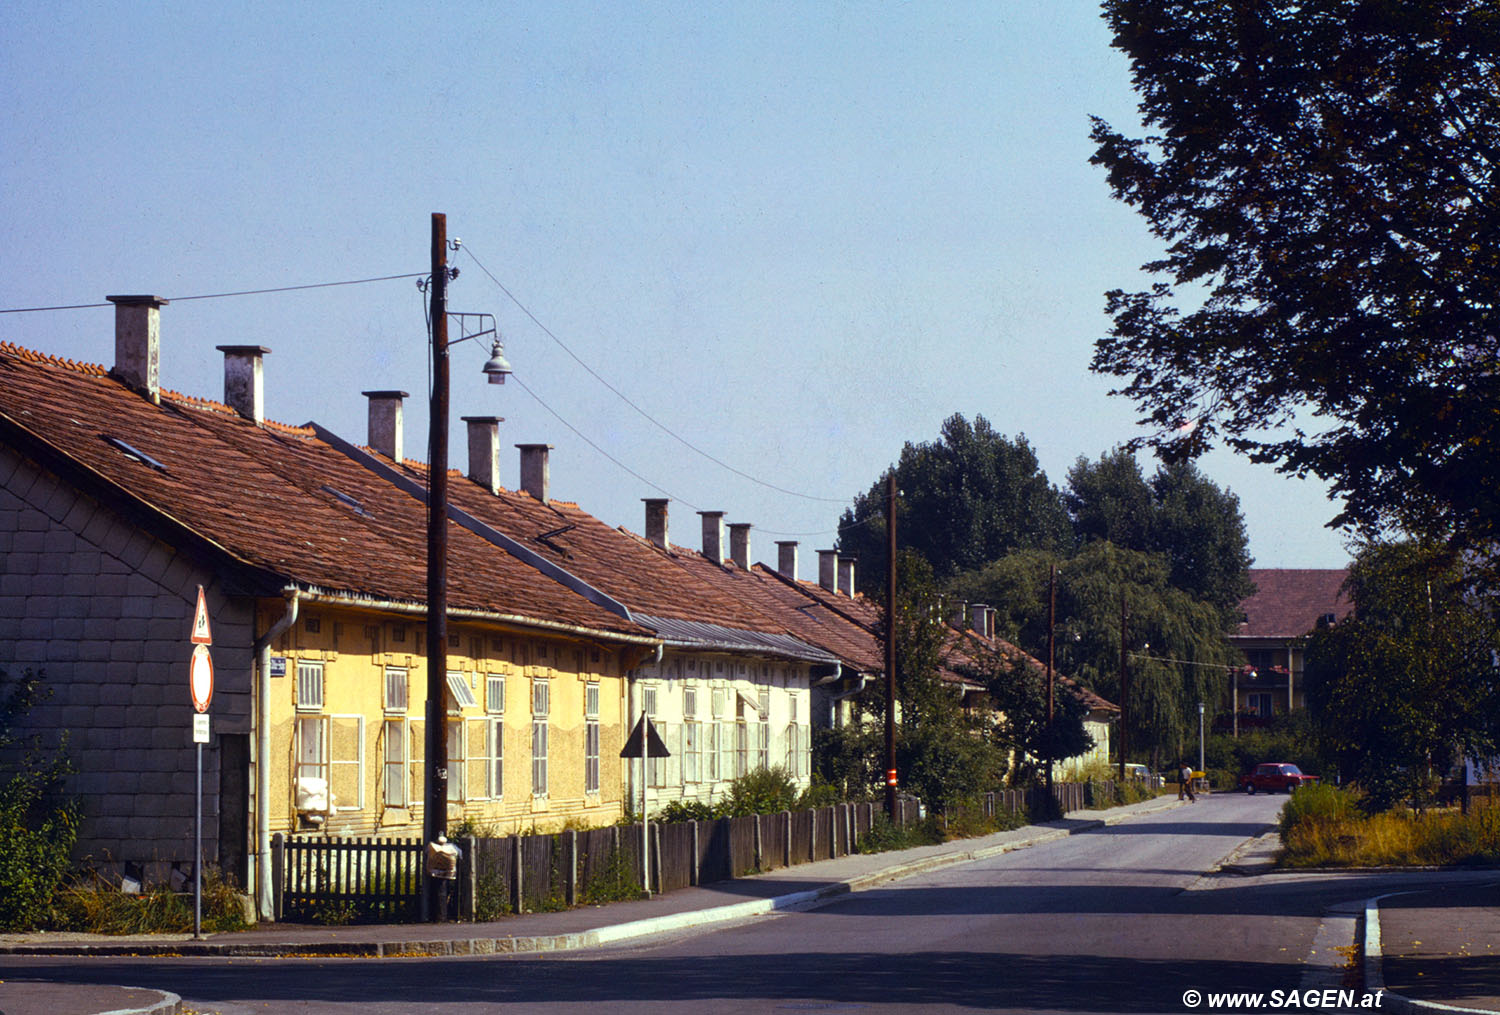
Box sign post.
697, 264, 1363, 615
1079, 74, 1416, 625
189, 586, 214, 940
620, 714, 670, 897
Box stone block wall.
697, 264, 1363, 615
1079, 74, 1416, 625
0, 444, 254, 878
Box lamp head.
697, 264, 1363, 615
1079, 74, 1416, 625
482, 337, 512, 385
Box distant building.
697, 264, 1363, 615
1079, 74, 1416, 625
1229, 568, 1351, 724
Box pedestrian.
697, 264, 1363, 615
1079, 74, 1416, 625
1180, 761, 1196, 803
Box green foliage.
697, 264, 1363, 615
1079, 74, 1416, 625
578, 846, 642, 905
836, 414, 1073, 593
1091, 0, 1500, 553
720, 765, 801, 817
952, 541, 1232, 771
1204, 711, 1329, 784
1278, 784, 1500, 868
855, 812, 944, 854
0, 668, 78, 931
658, 799, 718, 823
1066, 453, 1253, 626
963, 636, 1094, 787
1304, 541, 1500, 811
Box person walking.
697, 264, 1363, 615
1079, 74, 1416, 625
1179, 761, 1197, 803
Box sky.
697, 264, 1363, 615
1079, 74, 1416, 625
0, 1, 1353, 575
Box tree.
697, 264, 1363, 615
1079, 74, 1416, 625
961, 641, 1094, 789
837, 414, 1072, 595
1303, 540, 1500, 810
1091, 0, 1500, 557
1066, 452, 1254, 625
951, 541, 1232, 771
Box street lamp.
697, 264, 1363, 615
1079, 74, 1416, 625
1198, 701, 1205, 779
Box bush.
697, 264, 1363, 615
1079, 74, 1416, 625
856, 812, 943, 854
1277, 784, 1500, 868
0, 668, 78, 931
721, 766, 801, 817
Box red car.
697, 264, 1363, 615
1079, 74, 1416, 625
1240, 762, 1319, 794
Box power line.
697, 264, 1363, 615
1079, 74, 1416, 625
458, 246, 848, 505
0, 272, 429, 314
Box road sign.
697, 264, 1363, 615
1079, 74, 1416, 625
190, 585, 212, 645
619, 715, 670, 758
192, 713, 211, 744
190, 643, 214, 713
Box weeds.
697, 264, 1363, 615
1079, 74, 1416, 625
50, 868, 248, 934
1279, 784, 1500, 867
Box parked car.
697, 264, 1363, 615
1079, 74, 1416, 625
1240, 762, 1319, 794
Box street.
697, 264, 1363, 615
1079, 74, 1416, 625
0, 794, 1435, 1013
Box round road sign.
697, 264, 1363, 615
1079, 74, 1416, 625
190, 643, 214, 713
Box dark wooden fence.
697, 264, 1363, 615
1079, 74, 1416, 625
273, 782, 1111, 924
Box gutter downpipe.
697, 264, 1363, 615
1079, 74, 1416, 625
827, 667, 870, 727
254, 587, 300, 921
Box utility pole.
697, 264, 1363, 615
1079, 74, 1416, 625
424, 212, 451, 921
884, 472, 898, 821
1118, 590, 1128, 784
1046, 563, 1056, 801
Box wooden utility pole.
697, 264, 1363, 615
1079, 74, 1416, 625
1118, 590, 1128, 784
424, 212, 451, 921
884, 472, 898, 821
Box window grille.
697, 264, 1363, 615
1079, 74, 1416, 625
296, 661, 324, 711
384, 667, 408, 713
486, 674, 505, 714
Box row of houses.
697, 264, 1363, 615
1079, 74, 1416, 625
0, 296, 1114, 920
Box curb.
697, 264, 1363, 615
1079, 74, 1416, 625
0, 803, 1175, 960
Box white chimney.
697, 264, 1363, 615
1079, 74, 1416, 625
728, 523, 751, 569
517, 443, 552, 504
838, 557, 856, 596
217, 345, 270, 424
107, 295, 167, 403
643, 498, 669, 549
462, 416, 502, 494
950, 602, 968, 629
362, 390, 408, 462
699, 511, 725, 564
818, 550, 838, 593
776, 540, 799, 579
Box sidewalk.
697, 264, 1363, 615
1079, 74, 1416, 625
0, 796, 1179, 1015
1370, 879, 1500, 1014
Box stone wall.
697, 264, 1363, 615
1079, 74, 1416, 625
0, 444, 254, 879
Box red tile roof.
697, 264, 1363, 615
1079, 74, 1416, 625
0, 342, 650, 641
1235, 568, 1352, 639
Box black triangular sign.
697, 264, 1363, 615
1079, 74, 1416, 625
619, 714, 671, 759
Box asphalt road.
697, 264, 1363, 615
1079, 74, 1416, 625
2, 793, 1407, 1014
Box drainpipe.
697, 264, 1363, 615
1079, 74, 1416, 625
253, 588, 300, 921
826, 667, 869, 726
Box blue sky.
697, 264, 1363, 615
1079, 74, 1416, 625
0, 2, 1351, 572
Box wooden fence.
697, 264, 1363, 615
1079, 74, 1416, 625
273, 782, 1110, 924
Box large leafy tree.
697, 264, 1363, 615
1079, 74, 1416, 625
1091, 1, 1500, 555
1304, 540, 1500, 810
951, 542, 1231, 771
1066, 452, 1254, 625
837, 414, 1072, 594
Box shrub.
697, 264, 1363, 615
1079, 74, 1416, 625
0, 668, 78, 931
855, 812, 943, 854
658, 799, 717, 823
721, 766, 801, 817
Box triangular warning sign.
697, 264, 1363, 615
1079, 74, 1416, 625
619, 715, 670, 759
190, 585, 213, 645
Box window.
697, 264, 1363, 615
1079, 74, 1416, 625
1247, 692, 1273, 719
296, 661, 324, 711
384, 667, 408, 713
486, 674, 505, 714
383, 719, 407, 807
684, 720, 700, 783
643, 686, 658, 717
683, 686, 697, 718
447, 720, 467, 803
532, 678, 549, 798
406, 719, 426, 808
446, 670, 477, 710
707, 722, 720, 782
585, 682, 600, 794
735, 721, 748, 779
484, 718, 504, 800
719, 720, 734, 781
294, 715, 327, 791
787, 694, 803, 779
757, 688, 771, 769
329, 715, 364, 811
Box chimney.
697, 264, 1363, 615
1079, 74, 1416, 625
973, 604, 991, 638
107, 295, 168, 403
362, 390, 408, 462
818, 550, 838, 593
728, 523, 752, 569
462, 416, 502, 494
699, 511, 725, 564
838, 557, 856, 597
643, 498, 670, 549
950, 602, 968, 629
217, 345, 270, 423
517, 443, 552, 504
776, 540, 799, 579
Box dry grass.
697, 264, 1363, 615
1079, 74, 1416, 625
1279, 785, 1500, 867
